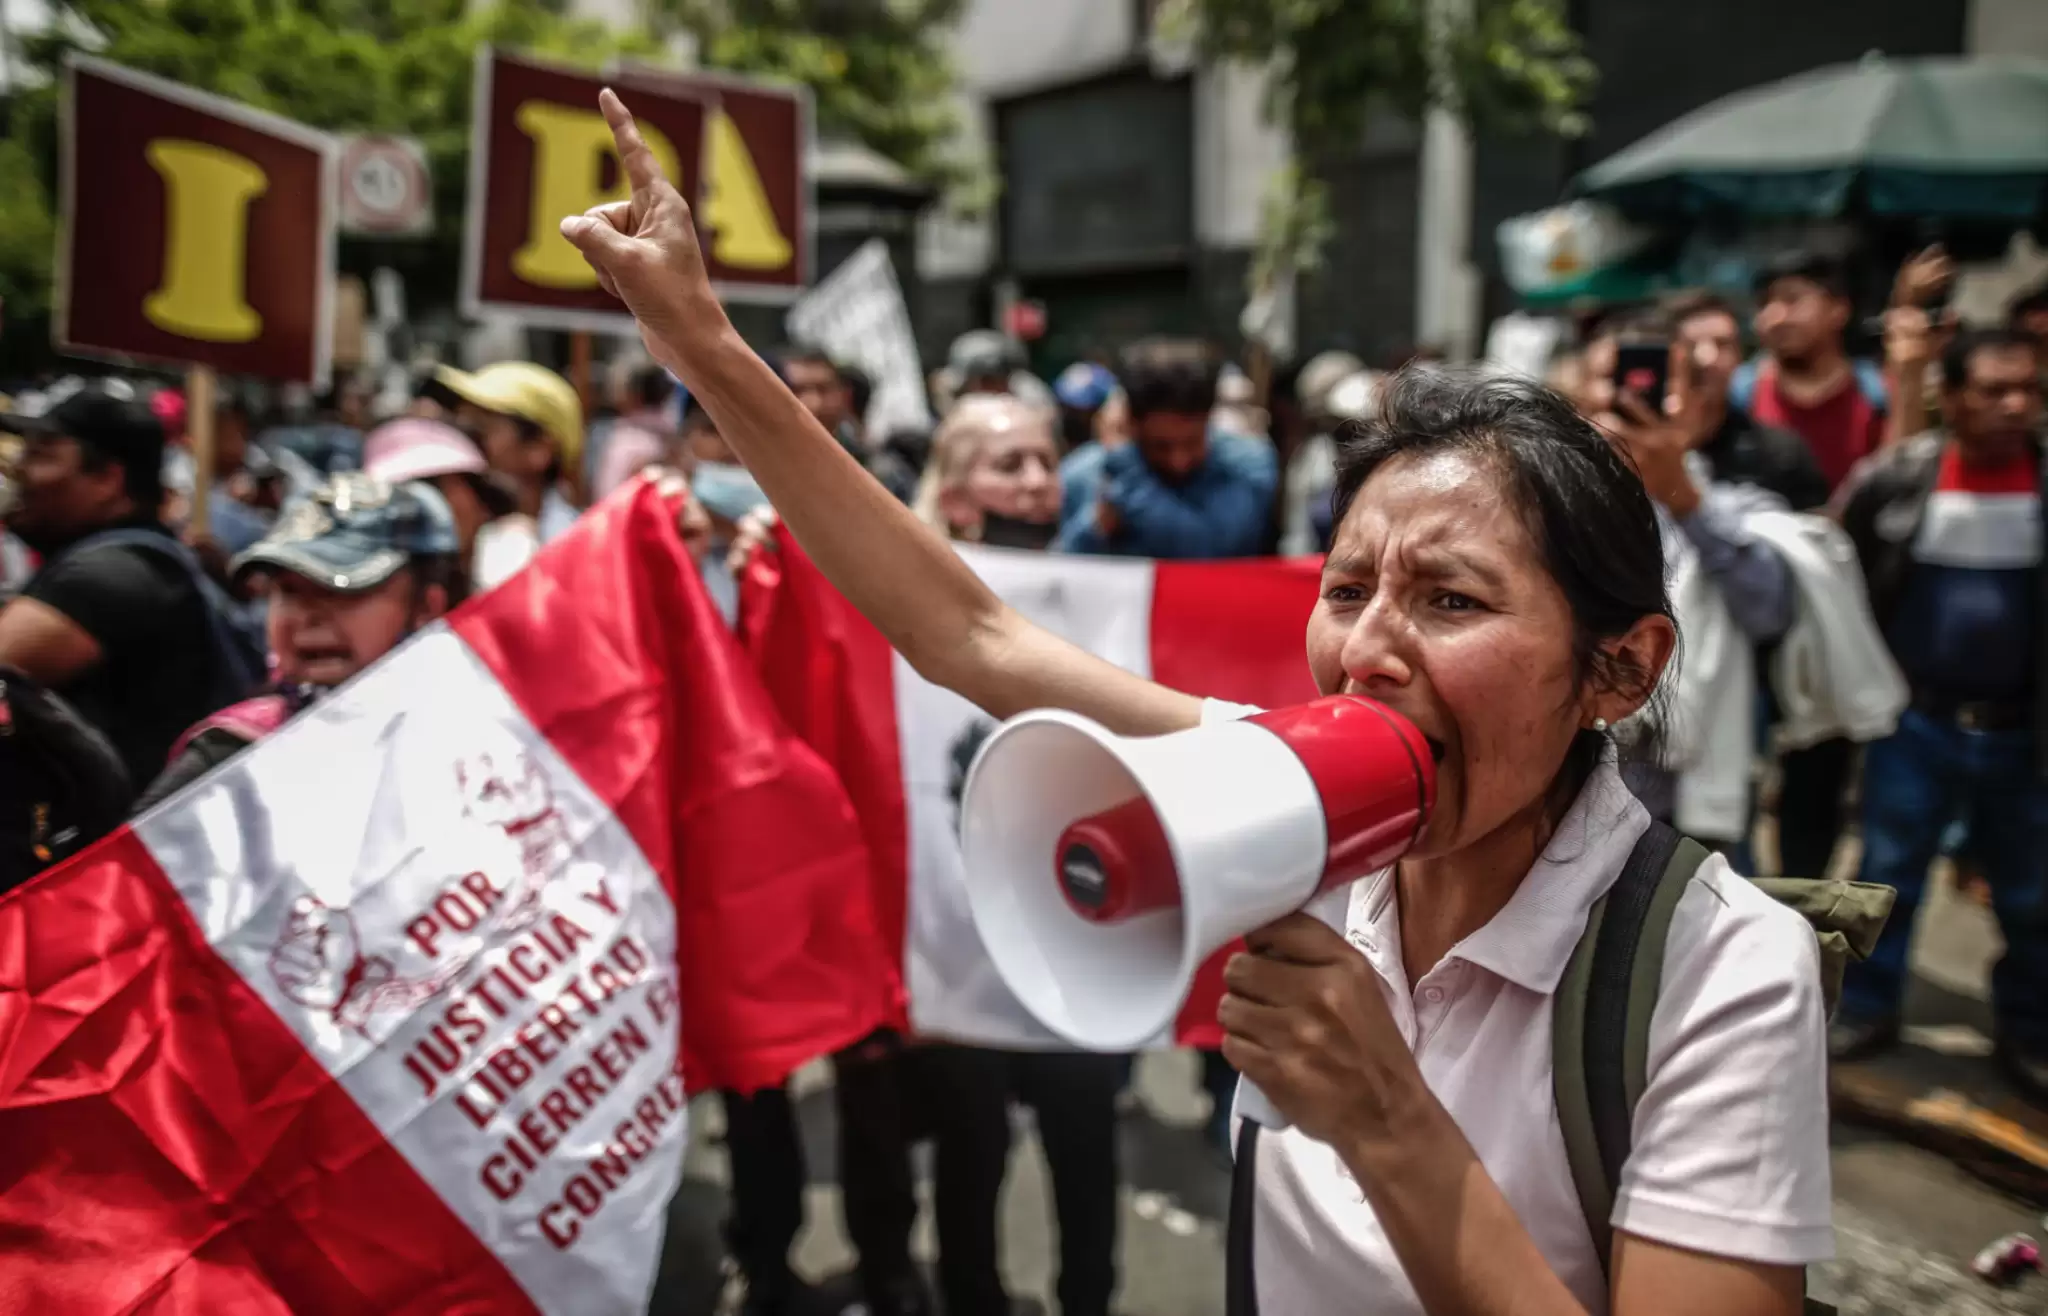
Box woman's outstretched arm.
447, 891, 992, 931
561, 89, 1200, 736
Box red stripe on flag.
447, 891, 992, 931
739, 527, 911, 1028
1150, 558, 1324, 1047
743, 539, 1326, 1049
0, 829, 534, 1314
451, 484, 897, 1091
1146, 558, 1323, 707
1937, 443, 2039, 495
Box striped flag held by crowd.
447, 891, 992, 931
0, 485, 896, 1313
741, 532, 1322, 1049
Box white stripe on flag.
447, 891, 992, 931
1913, 490, 2042, 569
134, 624, 686, 1315
898, 548, 1157, 1046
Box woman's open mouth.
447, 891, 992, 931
1424, 736, 1448, 763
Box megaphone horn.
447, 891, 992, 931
1052, 699, 1436, 925
959, 694, 1437, 1062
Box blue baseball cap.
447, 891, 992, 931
233, 472, 459, 593
1054, 362, 1117, 411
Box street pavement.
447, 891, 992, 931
652, 1060, 2045, 1315
647, 864, 2046, 1316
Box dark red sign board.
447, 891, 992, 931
464, 51, 813, 332
612, 64, 812, 302
58, 56, 336, 385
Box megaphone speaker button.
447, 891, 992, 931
1055, 794, 1182, 923
1060, 842, 1111, 910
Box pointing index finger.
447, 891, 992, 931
599, 88, 666, 193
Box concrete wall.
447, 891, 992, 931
919, 0, 1139, 288
1969, 0, 2048, 58
950, 0, 1135, 96
1300, 127, 1423, 367
1192, 61, 1289, 251
920, 0, 1288, 360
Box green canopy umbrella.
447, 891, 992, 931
1572, 55, 2048, 222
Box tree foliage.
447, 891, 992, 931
1166, 0, 1594, 155
0, 0, 967, 370
1160, 0, 1593, 289
0, 0, 649, 357
649, 0, 973, 196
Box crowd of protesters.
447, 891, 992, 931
2, 234, 2047, 1313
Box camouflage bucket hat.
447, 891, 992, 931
232, 473, 459, 594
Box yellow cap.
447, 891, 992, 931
435, 362, 584, 470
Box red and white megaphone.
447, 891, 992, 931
959, 695, 1436, 1126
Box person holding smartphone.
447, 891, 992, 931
1580, 306, 1806, 862
1883, 245, 1959, 448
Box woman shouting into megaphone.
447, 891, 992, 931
564, 90, 1830, 1316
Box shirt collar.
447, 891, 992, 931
1346, 753, 1652, 996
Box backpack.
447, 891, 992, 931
1551, 822, 1895, 1316
1224, 822, 1895, 1316
65, 527, 267, 704
0, 666, 134, 897
164, 694, 291, 768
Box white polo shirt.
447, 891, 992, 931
1205, 702, 1833, 1315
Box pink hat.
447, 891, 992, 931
363, 417, 487, 483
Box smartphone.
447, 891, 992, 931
1613, 341, 1670, 414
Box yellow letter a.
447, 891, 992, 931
512, 102, 681, 289
143, 140, 268, 343
702, 108, 793, 271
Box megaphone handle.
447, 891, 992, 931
1233, 1075, 1291, 1130
1231, 889, 1351, 1133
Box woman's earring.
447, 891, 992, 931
1592, 717, 1610, 733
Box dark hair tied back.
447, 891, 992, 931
1329, 366, 1679, 787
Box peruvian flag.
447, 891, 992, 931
0, 485, 896, 1313
741, 533, 1321, 1048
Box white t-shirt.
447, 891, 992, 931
1202, 700, 1833, 1315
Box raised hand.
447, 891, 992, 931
559, 89, 725, 373
1891, 244, 1954, 311
726, 506, 781, 576
641, 464, 714, 564
1218, 914, 1422, 1148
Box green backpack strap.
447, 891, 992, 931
1557, 829, 1851, 1315
1553, 822, 1701, 1273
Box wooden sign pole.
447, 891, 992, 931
185, 364, 216, 539
568, 329, 594, 419
567, 330, 593, 503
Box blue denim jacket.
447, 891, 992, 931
1055, 432, 1277, 559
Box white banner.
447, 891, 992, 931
786, 238, 933, 440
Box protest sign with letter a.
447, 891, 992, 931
57, 56, 337, 386
462, 50, 713, 332
612, 64, 812, 303
462, 51, 814, 331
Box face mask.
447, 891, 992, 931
692, 461, 768, 522
979, 512, 1057, 551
